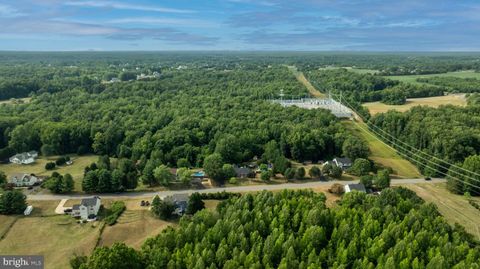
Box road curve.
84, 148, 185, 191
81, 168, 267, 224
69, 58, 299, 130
27, 178, 445, 201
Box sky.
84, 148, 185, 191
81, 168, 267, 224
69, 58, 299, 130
0, 0, 479, 51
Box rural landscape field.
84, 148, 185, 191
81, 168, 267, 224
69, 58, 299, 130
1, 0, 480, 269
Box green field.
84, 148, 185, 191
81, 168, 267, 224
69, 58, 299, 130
343, 120, 421, 178
385, 70, 480, 85
318, 66, 378, 74
0, 155, 99, 192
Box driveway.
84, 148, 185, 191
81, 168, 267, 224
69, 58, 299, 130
54, 199, 70, 214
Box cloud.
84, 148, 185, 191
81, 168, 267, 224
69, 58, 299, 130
107, 17, 219, 28
64, 1, 195, 14
0, 4, 26, 18
0, 18, 217, 45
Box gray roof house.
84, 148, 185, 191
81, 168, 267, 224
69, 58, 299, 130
344, 183, 367, 193
9, 173, 40, 187
233, 166, 254, 178
9, 151, 38, 165
71, 196, 102, 220
333, 157, 353, 170
164, 193, 189, 215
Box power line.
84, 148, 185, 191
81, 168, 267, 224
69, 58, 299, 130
331, 94, 480, 190
334, 93, 480, 179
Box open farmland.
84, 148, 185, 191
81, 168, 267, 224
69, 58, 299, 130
363, 94, 467, 115
385, 70, 480, 85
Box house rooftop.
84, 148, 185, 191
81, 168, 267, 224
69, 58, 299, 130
334, 157, 352, 164
81, 196, 101, 207
165, 193, 189, 203
345, 183, 367, 192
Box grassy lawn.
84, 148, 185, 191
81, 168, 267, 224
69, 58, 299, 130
0, 215, 100, 269
342, 120, 421, 178
288, 65, 327, 98
404, 183, 480, 240
0, 154, 98, 192
363, 94, 467, 115
99, 210, 175, 249
384, 70, 480, 85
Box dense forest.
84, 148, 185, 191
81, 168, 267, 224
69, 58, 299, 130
74, 189, 480, 268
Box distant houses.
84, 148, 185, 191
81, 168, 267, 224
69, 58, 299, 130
71, 196, 102, 220
9, 151, 38, 165
9, 173, 41, 187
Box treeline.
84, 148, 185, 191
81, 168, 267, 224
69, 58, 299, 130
73, 189, 480, 268
305, 69, 445, 106
417, 76, 480, 93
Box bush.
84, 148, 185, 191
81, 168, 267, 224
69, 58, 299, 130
104, 201, 126, 225
229, 177, 238, 185
328, 183, 345, 195
55, 156, 68, 166
295, 167, 306, 180
284, 168, 296, 180
261, 171, 272, 181
45, 162, 56, 170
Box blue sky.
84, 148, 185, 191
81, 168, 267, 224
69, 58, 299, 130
0, 0, 479, 51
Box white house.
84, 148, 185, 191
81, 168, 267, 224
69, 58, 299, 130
344, 183, 367, 193
9, 173, 40, 187
72, 196, 102, 220
333, 157, 353, 170
9, 151, 38, 165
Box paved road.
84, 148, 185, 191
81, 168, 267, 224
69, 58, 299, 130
27, 178, 445, 201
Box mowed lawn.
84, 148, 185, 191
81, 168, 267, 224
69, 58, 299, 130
342, 121, 421, 178
384, 70, 480, 85
363, 94, 467, 115
0, 154, 98, 192
0, 215, 100, 269
405, 183, 480, 240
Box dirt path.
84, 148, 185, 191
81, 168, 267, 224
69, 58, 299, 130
287, 66, 326, 98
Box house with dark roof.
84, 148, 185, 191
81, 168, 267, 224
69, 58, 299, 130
344, 183, 367, 193
333, 157, 353, 170
233, 166, 254, 178
164, 193, 189, 215
9, 151, 38, 164
71, 196, 101, 220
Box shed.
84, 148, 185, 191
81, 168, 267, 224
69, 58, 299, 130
24, 205, 33, 216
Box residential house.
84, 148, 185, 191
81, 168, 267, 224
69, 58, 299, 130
344, 183, 367, 193
9, 151, 38, 164
72, 196, 102, 220
9, 173, 40, 187
234, 166, 254, 178
333, 157, 353, 170
164, 193, 189, 215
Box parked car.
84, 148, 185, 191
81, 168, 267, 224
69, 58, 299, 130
425, 177, 431, 181
64, 208, 72, 214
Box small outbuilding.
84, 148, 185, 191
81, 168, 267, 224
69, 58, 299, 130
163, 193, 189, 215
24, 205, 33, 216
344, 183, 367, 193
